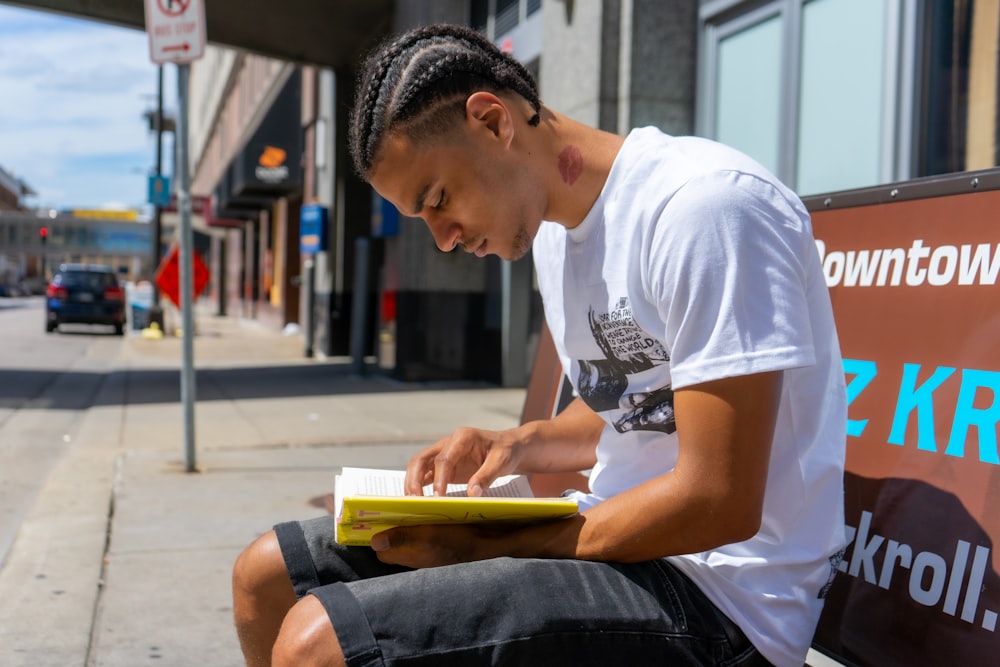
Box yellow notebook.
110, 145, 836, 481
334, 467, 579, 546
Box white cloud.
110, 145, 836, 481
0, 6, 175, 210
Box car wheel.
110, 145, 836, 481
114, 323, 124, 336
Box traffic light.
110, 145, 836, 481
39, 226, 48, 278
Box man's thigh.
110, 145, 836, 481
274, 516, 409, 598
311, 555, 761, 666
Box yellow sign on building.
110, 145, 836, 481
70, 209, 139, 221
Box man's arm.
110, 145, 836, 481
513, 396, 604, 473
378, 370, 781, 567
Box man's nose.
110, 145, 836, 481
426, 215, 461, 252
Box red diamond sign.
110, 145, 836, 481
155, 243, 210, 308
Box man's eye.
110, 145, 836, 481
434, 193, 446, 209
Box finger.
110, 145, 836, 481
404, 445, 440, 495
465, 449, 510, 497
432, 449, 459, 496
432, 428, 483, 496
371, 527, 429, 567
370, 528, 397, 553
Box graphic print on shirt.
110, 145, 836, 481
575, 297, 676, 434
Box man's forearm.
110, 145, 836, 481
474, 469, 756, 564
512, 397, 603, 474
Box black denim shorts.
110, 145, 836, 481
275, 516, 772, 667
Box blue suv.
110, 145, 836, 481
45, 264, 125, 335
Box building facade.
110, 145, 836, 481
0, 211, 152, 291
188, 51, 304, 327
0, 165, 34, 212
182, 0, 998, 384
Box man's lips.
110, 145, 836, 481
461, 238, 488, 257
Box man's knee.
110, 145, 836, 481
272, 595, 346, 667
233, 530, 295, 608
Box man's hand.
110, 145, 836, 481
404, 427, 524, 497
369, 524, 505, 568
404, 398, 604, 497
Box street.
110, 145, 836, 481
0, 295, 123, 567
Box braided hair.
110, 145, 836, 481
349, 24, 542, 178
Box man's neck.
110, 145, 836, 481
533, 109, 625, 228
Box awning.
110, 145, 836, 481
8, 0, 395, 70
162, 194, 246, 237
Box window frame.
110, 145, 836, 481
697, 0, 919, 194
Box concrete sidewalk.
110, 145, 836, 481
0, 310, 526, 666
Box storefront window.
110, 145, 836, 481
796, 0, 888, 194
715, 13, 783, 178
699, 0, 961, 195
919, 0, 974, 175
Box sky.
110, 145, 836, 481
0, 4, 175, 212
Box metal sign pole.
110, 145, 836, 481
176, 62, 197, 472
143, 0, 204, 472
150, 64, 165, 326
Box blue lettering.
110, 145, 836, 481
945, 369, 1000, 464
888, 364, 956, 451
843, 359, 877, 437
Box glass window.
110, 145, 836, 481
703, 0, 991, 193
796, 0, 888, 194
715, 13, 783, 177
919, 0, 973, 175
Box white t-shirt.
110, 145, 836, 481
533, 127, 847, 667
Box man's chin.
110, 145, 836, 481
508, 226, 534, 261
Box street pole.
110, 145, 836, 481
303, 258, 315, 357
176, 63, 197, 472
350, 238, 370, 375
150, 64, 165, 327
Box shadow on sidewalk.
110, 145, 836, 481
2, 363, 503, 410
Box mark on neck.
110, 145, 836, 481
558, 145, 583, 186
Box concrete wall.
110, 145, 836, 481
188, 46, 238, 171
540, 0, 697, 135
624, 0, 697, 136
540, 0, 611, 128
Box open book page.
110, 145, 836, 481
335, 466, 534, 504
333, 467, 577, 546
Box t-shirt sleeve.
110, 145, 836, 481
646, 170, 818, 389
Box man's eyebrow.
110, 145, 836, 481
412, 183, 431, 217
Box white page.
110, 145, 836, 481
335, 467, 536, 519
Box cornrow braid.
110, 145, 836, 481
349, 24, 542, 178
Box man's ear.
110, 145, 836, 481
466, 91, 513, 148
